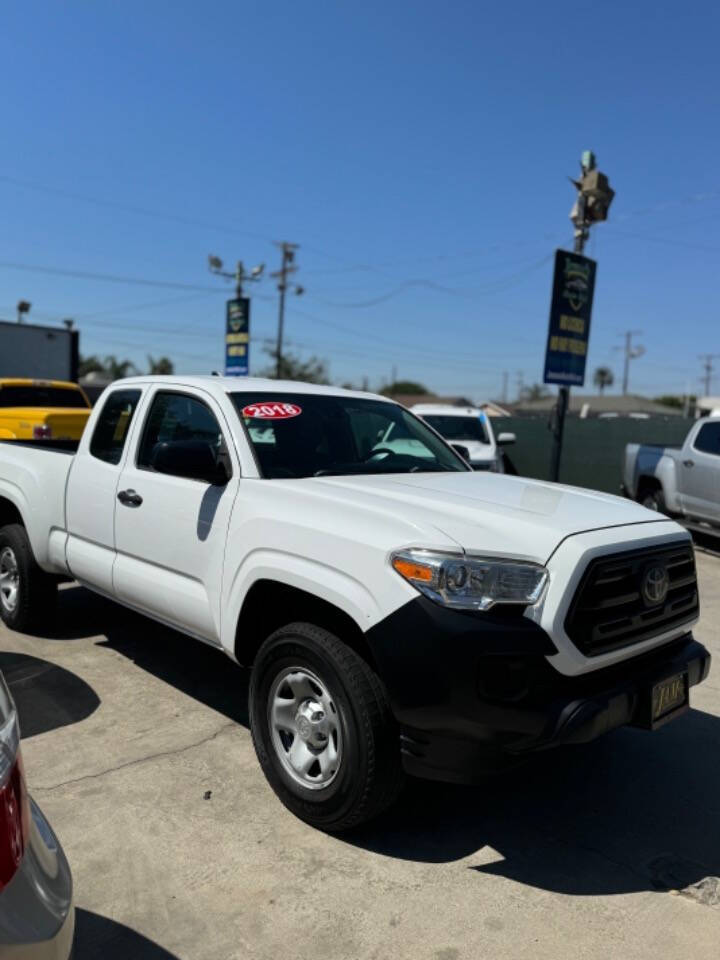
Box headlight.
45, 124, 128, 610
391, 549, 548, 611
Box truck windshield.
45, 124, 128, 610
0, 385, 88, 409
230, 393, 469, 478
422, 414, 490, 444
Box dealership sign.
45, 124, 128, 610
225, 298, 250, 376
543, 250, 597, 387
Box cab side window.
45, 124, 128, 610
694, 422, 720, 456
137, 392, 228, 477
89, 390, 142, 465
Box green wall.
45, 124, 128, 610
501, 416, 691, 494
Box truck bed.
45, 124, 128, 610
0, 440, 76, 569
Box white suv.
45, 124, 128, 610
411, 403, 515, 472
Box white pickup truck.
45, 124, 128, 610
0, 377, 710, 831
410, 403, 516, 472
623, 417, 720, 526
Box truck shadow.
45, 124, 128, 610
74, 909, 180, 959
34, 584, 119, 641
92, 594, 251, 728
346, 710, 720, 897
0, 651, 100, 737
46, 585, 720, 899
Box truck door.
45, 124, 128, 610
65, 388, 143, 593
678, 420, 720, 522
112, 388, 239, 643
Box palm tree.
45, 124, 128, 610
593, 366, 614, 395
103, 356, 138, 380
520, 383, 550, 402
147, 355, 175, 375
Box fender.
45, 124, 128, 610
221, 548, 387, 655
0, 477, 54, 570
0, 480, 30, 532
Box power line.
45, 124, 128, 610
0, 259, 224, 292
0, 174, 274, 243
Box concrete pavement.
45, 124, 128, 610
2, 545, 720, 960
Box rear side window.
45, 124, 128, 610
694, 422, 720, 456
137, 392, 224, 470
0, 385, 89, 409
89, 390, 142, 465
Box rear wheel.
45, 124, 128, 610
639, 484, 667, 514
0, 524, 56, 632
249, 622, 403, 832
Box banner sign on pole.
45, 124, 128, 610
225, 297, 250, 376
543, 250, 596, 387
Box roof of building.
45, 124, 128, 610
511, 393, 684, 416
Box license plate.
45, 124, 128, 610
651, 672, 688, 725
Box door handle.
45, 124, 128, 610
117, 489, 143, 507
683, 459, 695, 468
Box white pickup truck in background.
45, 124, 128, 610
623, 417, 720, 527
411, 403, 516, 472
0, 376, 710, 832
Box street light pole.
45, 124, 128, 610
550, 195, 587, 483
549, 152, 614, 483
16, 300, 31, 324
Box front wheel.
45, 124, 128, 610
249, 622, 403, 832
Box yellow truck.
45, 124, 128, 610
0, 379, 91, 441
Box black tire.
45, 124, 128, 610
0, 524, 57, 633
639, 485, 667, 515
249, 622, 403, 832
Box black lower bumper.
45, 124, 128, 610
364, 597, 711, 784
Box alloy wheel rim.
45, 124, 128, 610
0, 547, 19, 614
268, 666, 343, 790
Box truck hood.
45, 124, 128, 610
313, 471, 669, 563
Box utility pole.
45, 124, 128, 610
501, 371, 509, 404
271, 242, 303, 379
548, 151, 614, 483
699, 354, 720, 396
515, 371, 525, 402
618, 330, 645, 394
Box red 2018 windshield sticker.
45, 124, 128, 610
242, 402, 303, 420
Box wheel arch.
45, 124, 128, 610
0, 495, 24, 531
636, 474, 662, 500
234, 579, 380, 672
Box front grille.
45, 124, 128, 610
565, 541, 699, 657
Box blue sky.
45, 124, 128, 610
1, 0, 719, 399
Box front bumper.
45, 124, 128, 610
0, 798, 74, 959
364, 597, 710, 784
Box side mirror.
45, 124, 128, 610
451, 443, 471, 461
497, 432, 516, 446
150, 440, 229, 485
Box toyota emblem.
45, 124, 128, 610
642, 564, 669, 607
